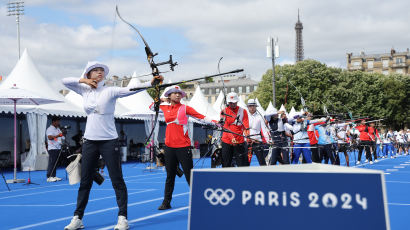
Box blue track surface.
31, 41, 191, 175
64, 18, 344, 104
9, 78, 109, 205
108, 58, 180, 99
1, 154, 409, 230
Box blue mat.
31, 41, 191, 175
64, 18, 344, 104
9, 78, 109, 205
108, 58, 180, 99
1, 154, 409, 230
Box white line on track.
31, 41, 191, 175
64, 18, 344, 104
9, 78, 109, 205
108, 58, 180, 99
0, 189, 156, 207
97, 206, 189, 230
352, 155, 410, 168
0, 172, 166, 195
386, 169, 399, 172
386, 181, 410, 184
0, 188, 148, 200
388, 203, 410, 206
9, 192, 189, 230
0, 189, 68, 200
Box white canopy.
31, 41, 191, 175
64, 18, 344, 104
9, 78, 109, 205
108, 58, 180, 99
288, 106, 297, 120
118, 75, 158, 120
237, 96, 248, 110
279, 104, 287, 113
265, 101, 276, 114
255, 98, 265, 115
188, 85, 219, 121
212, 91, 225, 113
0, 49, 85, 117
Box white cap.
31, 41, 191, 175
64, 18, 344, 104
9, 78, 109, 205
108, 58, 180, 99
83, 61, 109, 78
226, 92, 239, 103
164, 85, 186, 97
247, 99, 257, 106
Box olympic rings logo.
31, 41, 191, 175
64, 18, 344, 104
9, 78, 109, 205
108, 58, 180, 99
204, 188, 235, 206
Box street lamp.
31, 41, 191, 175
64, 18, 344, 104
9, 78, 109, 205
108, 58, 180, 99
7, 1, 24, 60
266, 36, 279, 108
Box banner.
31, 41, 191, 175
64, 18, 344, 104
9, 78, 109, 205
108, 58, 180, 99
189, 164, 389, 230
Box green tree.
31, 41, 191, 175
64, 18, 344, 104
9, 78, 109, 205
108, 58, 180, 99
252, 59, 409, 128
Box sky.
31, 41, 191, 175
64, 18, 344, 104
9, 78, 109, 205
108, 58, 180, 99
0, 0, 409, 90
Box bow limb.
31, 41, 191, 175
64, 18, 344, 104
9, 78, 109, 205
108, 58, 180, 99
115, 6, 154, 57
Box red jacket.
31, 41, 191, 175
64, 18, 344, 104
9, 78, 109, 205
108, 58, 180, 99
356, 125, 372, 141
307, 122, 324, 145
151, 103, 206, 148
367, 127, 379, 141
221, 106, 249, 145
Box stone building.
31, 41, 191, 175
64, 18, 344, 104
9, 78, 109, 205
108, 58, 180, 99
347, 48, 410, 75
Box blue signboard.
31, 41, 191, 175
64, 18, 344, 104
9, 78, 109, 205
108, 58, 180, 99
188, 164, 390, 230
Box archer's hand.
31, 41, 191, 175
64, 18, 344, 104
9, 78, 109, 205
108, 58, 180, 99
160, 97, 170, 103
231, 138, 238, 146
151, 75, 164, 85
80, 78, 98, 88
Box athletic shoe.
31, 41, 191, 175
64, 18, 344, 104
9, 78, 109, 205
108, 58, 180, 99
369, 161, 374, 164
114, 216, 129, 230
158, 200, 171, 210
375, 159, 379, 163
64, 216, 84, 230
365, 159, 369, 163
356, 161, 360, 165
47, 177, 57, 182
53, 177, 62, 181
391, 156, 394, 159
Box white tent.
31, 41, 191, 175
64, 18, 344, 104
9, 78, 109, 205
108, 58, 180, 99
255, 98, 265, 115
188, 85, 220, 121
212, 91, 225, 113
237, 96, 248, 110
288, 106, 297, 121
119, 74, 161, 120
118, 73, 162, 147
279, 104, 287, 113
0, 49, 86, 171
0, 49, 85, 117
65, 89, 131, 119
188, 86, 221, 146
265, 101, 276, 114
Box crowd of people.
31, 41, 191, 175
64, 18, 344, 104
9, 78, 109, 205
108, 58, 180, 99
217, 93, 409, 168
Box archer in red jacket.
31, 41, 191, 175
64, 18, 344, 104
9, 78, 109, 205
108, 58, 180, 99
356, 120, 374, 164
150, 85, 216, 210
307, 115, 324, 163
221, 92, 249, 167
368, 122, 380, 162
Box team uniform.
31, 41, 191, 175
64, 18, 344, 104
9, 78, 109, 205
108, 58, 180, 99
150, 93, 214, 209
221, 105, 249, 167
247, 110, 270, 165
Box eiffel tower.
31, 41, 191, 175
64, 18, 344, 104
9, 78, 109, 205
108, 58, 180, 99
295, 9, 304, 62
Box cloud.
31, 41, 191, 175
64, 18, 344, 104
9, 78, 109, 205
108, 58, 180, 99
1, 0, 409, 91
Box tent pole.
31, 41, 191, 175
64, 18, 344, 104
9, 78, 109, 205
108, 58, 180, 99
14, 99, 17, 180
7, 99, 25, 183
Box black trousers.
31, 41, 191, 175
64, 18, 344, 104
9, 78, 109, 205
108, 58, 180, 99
270, 143, 290, 165
163, 146, 192, 202
221, 142, 247, 167
311, 144, 320, 163
371, 141, 378, 160
358, 141, 372, 161
335, 143, 349, 166
249, 143, 266, 166
74, 139, 127, 219
319, 144, 335, 164
46, 149, 60, 178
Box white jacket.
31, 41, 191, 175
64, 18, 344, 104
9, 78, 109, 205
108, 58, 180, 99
62, 62, 151, 140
